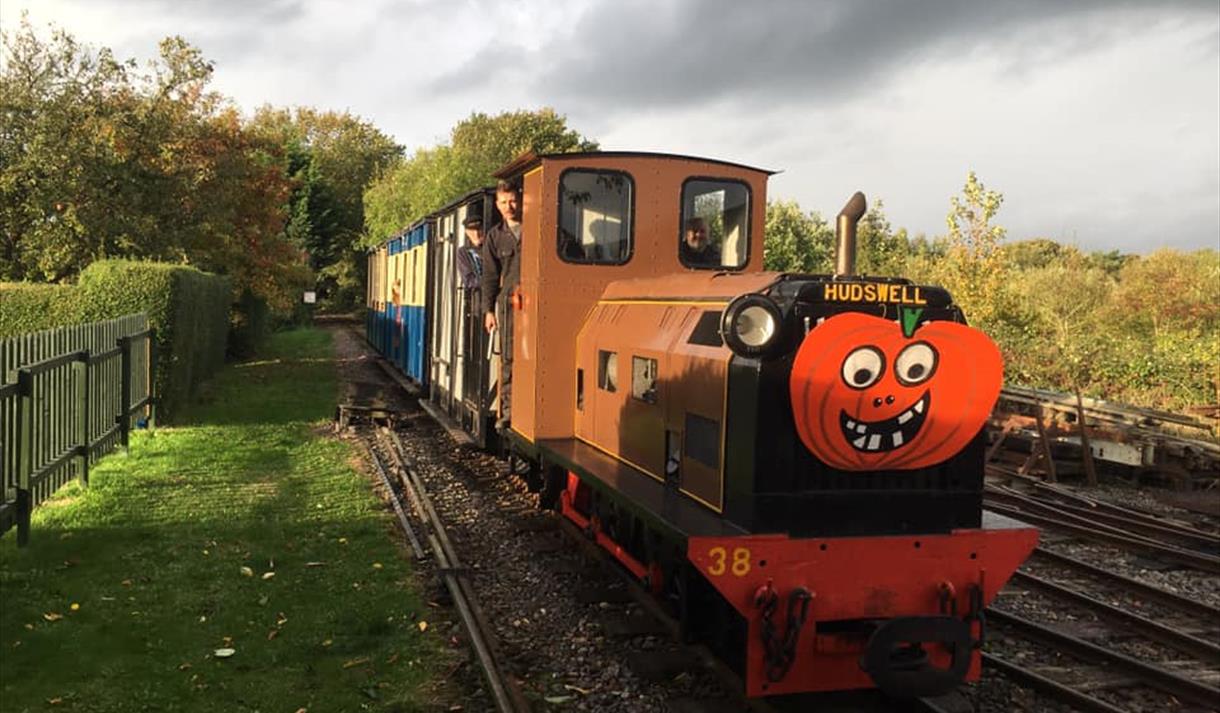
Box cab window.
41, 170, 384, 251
558, 169, 633, 264
680, 179, 750, 269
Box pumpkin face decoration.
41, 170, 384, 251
789, 312, 1003, 471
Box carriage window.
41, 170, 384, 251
558, 170, 633, 264
680, 179, 750, 269
598, 350, 618, 392
631, 356, 658, 404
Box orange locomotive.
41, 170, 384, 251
367, 151, 1037, 698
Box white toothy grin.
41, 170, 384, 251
840, 392, 930, 452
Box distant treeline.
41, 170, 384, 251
764, 174, 1220, 412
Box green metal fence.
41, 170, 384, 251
0, 314, 154, 545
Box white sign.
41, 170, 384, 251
303, 291, 317, 304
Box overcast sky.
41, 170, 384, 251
3, 0, 1217, 252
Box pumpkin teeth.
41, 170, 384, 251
839, 392, 930, 454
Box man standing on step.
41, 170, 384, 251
480, 179, 522, 431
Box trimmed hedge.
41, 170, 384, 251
0, 261, 232, 422
0, 283, 78, 337
76, 261, 232, 421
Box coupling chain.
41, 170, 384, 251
755, 582, 813, 683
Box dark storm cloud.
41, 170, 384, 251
434, 0, 1217, 110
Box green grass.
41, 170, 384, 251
1, 328, 452, 712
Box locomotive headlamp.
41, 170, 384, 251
722, 294, 783, 357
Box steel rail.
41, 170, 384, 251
987, 608, 1220, 709
980, 652, 1127, 713
1020, 486, 1220, 548
1030, 547, 1220, 622
991, 487, 1220, 550
363, 442, 426, 561
983, 502, 1220, 574
377, 428, 530, 713
1009, 570, 1220, 663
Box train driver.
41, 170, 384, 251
480, 179, 523, 428
680, 216, 718, 267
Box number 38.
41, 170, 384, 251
706, 546, 751, 577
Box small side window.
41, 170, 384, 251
558, 170, 634, 264
576, 368, 584, 411
631, 356, 658, 404
684, 413, 720, 470
680, 179, 751, 270
598, 350, 618, 393
687, 310, 724, 347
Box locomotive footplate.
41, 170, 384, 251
688, 517, 1037, 697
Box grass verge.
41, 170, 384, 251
0, 328, 449, 712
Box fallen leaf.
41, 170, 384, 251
258, 595, 269, 606
417, 621, 428, 632
42, 612, 63, 622
240, 566, 254, 578
222, 636, 233, 646
276, 613, 288, 626
372, 562, 383, 570
47, 697, 63, 705
305, 561, 326, 567
322, 639, 333, 647
294, 709, 307, 713
267, 630, 279, 641
24, 624, 33, 631
342, 656, 370, 669
387, 653, 399, 664
198, 616, 207, 623
100, 596, 115, 602
213, 648, 236, 658
69, 603, 80, 612
178, 663, 191, 671
203, 549, 210, 556
338, 537, 348, 544
120, 580, 132, 587
564, 685, 591, 695
261, 572, 275, 581
543, 695, 573, 704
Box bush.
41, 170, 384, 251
72, 260, 233, 421
0, 283, 78, 337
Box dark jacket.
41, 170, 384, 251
456, 245, 482, 289
480, 221, 520, 315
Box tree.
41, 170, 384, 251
933, 171, 1014, 332
363, 108, 596, 244
0, 19, 309, 311
762, 200, 833, 272
248, 107, 402, 308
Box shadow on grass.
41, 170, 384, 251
0, 328, 452, 712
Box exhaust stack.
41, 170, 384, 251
835, 191, 868, 276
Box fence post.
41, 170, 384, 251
146, 331, 157, 430
74, 354, 90, 487
118, 336, 132, 451
16, 368, 33, 547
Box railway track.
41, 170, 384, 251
981, 477, 1220, 711
982, 485, 1220, 574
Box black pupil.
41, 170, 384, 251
853, 368, 872, 385
907, 364, 926, 379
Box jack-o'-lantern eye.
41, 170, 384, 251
895, 342, 938, 386
840, 346, 885, 389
